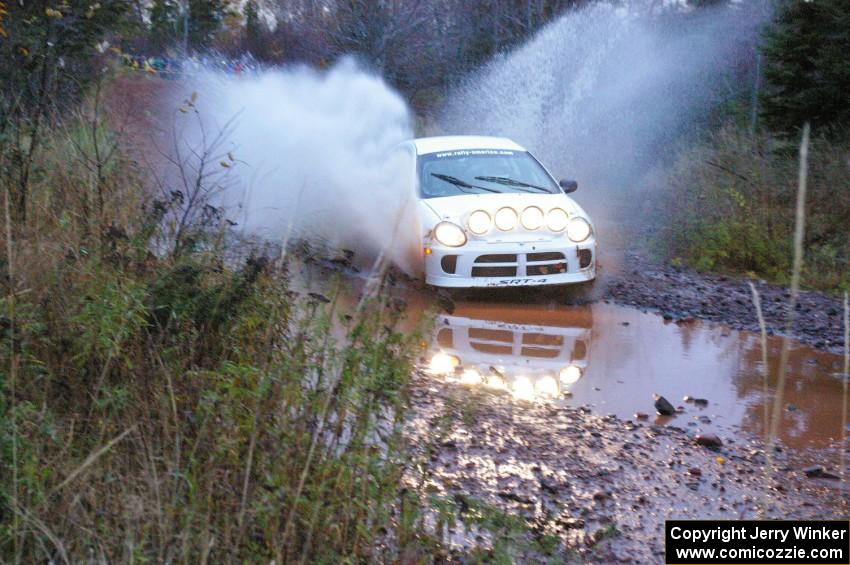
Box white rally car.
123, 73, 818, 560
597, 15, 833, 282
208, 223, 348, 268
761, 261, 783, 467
403, 136, 596, 288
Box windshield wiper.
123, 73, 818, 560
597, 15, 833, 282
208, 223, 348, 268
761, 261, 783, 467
474, 176, 551, 193
431, 173, 501, 194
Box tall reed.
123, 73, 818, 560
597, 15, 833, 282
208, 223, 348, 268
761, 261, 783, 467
767, 123, 809, 454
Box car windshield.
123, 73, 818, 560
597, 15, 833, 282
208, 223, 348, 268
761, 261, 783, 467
418, 149, 559, 198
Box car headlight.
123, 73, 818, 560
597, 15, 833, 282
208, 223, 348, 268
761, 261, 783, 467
546, 208, 569, 232
521, 206, 544, 230
433, 222, 467, 247
567, 217, 591, 242
494, 207, 518, 231
467, 210, 491, 235
559, 365, 582, 384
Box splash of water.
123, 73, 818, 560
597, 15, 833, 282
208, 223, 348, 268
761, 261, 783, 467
440, 2, 766, 212
190, 60, 418, 273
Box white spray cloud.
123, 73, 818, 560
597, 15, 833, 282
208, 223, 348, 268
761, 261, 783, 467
441, 1, 767, 210
190, 60, 419, 273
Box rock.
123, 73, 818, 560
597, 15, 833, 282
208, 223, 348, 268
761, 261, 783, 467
654, 395, 676, 416
557, 516, 585, 529
688, 467, 702, 476
307, 292, 331, 303
695, 434, 723, 448
497, 491, 534, 504
634, 412, 649, 420
592, 490, 609, 501
803, 465, 840, 480
540, 478, 564, 494
435, 290, 455, 314
693, 398, 708, 407
786, 403, 797, 412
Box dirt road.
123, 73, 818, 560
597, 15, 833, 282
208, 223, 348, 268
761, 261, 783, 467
405, 372, 846, 562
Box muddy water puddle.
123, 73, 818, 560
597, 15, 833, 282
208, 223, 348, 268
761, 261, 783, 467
422, 300, 848, 452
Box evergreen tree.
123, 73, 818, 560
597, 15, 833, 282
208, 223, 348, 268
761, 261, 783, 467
150, 0, 180, 53
243, 0, 261, 55
188, 0, 222, 51
760, 0, 850, 136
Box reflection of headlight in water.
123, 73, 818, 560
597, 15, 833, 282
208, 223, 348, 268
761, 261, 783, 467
535, 375, 559, 398
485, 374, 508, 391
459, 368, 482, 385
511, 376, 535, 401
429, 353, 459, 375
559, 365, 582, 385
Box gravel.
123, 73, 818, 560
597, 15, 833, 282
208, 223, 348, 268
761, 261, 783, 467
604, 253, 848, 352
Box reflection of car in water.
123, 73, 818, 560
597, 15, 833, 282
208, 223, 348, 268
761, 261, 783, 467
425, 303, 592, 401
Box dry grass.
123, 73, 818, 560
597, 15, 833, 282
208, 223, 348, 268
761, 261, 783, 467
842, 291, 849, 508
767, 122, 809, 454
0, 101, 440, 562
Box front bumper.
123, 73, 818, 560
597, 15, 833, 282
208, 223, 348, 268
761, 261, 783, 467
425, 237, 596, 288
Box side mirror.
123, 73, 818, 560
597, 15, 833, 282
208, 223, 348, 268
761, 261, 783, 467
559, 179, 578, 194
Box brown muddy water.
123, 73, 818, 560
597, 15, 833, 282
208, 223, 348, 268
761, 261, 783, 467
420, 299, 848, 454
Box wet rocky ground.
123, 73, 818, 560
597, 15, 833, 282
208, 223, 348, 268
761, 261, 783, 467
405, 372, 846, 563
604, 252, 848, 353
302, 252, 848, 561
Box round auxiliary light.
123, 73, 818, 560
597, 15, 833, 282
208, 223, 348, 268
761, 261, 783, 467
546, 208, 569, 232
494, 207, 518, 231
467, 210, 492, 235
559, 365, 582, 385
433, 221, 467, 247
567, 217, 592, 242
521, 206, 544, 230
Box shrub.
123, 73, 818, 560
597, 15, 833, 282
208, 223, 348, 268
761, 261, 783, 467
655, 123, 850, 290
0, 104, 433, 562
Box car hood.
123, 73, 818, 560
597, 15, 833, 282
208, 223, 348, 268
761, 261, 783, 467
420, 192, 589, 223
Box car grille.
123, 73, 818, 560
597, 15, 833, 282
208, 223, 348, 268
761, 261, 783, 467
527, 252, 564, 262
471, 252, 567, 278
465, 327, 566, 358
472, 266, 517, 278
468, 327, 514, 355
475, 254, 518, 263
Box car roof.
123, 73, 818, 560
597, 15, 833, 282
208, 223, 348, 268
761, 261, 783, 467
411, 135, 526, 155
